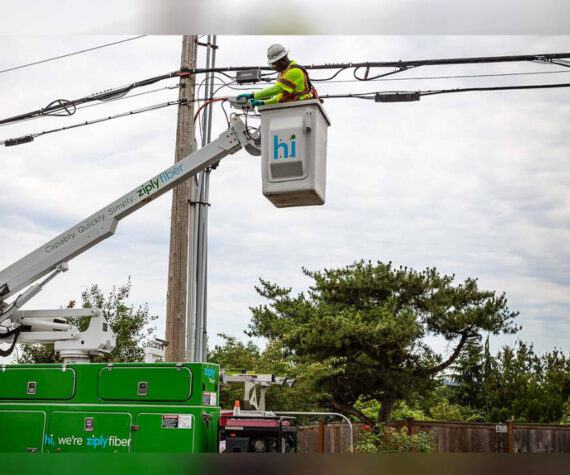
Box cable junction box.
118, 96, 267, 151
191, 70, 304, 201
236, 69, 262, 84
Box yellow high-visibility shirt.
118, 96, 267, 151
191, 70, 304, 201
253, 61, 312, 104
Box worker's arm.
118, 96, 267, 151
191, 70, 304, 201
254, 67, 303, 104
259, 93, 283, 105
253, 84, 284, 104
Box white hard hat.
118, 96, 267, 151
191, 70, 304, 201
267, 44, 289, 65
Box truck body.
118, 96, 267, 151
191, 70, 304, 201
0, 362, 220, 453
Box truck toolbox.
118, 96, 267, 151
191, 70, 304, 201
0, 366, 76, 400
97, 365, 192, 402
46, 411, 132, 453
0, 411, 46, 452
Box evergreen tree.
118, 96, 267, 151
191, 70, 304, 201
247, 260, 519, 424
448, 336, 485, 408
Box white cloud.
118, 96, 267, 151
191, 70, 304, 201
0, 35, 569, 363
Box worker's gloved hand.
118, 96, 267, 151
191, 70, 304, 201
237, 93, 254, 100
250, 99, 264, 107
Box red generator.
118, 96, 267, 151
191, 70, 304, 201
219, 412, 298, 453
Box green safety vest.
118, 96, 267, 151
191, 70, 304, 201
276, 61, 318, 102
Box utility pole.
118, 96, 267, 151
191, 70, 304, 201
165, 35, 198, 362
188, 35, 217, 362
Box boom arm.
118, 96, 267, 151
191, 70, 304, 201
0, 113, 259, 316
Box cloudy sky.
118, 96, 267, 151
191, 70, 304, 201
0, 35, 568, 363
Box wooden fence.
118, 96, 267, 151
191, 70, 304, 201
297, 420, 570, 453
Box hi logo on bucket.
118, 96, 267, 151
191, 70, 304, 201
273, 134, 296, 159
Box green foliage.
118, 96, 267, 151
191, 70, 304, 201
16, 342, 57, 364
353, 397, 381, 421
429, 398, 464, 421
489, 407, 511, 423
561, 398, 570, 425
464, 413, 485, 423
459, 406, 486, 422
447, 336, 487, 408
364, 399, 431, 421
483, 341, 569, 423
208, 334, 325, 413
17, 279, 157, 364
208, 333, 260, 370
355, 425, 434, 453
439, 338, 570, 423
390, 401, 429, 421
247, 260, 519, 424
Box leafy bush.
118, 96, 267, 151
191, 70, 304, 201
464, 413, 485, 423
489, 407, 511, 423
353, 398, 430, 422
355, 425, 434, 453
561, 398, 570, 424
429, 399, 463, 421
391, 401, 430, 421
459, 405, 486, 423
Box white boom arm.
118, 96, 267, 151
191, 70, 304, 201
0, 114, 258, 311
0, 111, 260, 358
0, 308, 116, 364
220, 371, 296, 412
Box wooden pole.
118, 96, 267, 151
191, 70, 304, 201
406, 417, 414, 436
165, 35, 198, 362
407, 417, 415, 452
507, 418, 514, 453
318, 420, 325, 453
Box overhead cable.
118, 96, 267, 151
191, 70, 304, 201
419, 82, 570, 96
0, 36, 146, 75
0, 85, 182, 129
320, 69, 570, 84
5, 81, 569, 146
1, 99, 187, 146
0, 70, 184, 126
317, 82, 570, 100
180, 53, 570, 74
2, 52, 569, 127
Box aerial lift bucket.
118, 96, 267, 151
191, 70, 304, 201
259, 100, 331, 208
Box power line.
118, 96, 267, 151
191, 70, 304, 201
7, 69, 558, 127
5, 82, 569, 146
0, 85, 183, 129
317, 82, 570, 100
181, 53, 570, 74
0, 78, 263, 131
0, 76, 253, 128
319, 69, 570, 84
2, 99, 186, 146
0, 70, 180, 126
78, 85, 180, 109
420, 82, 570, 97
2, 52, 569, 128
0, 36, 147, 76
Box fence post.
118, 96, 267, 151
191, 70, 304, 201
407, 417, 414, 435
407, 418, 415, 452
318, 420, 325, 453
507, 419, 513, 453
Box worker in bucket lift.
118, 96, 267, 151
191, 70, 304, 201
237, 44, 319, 107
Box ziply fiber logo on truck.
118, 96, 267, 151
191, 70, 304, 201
44, 434, 131, 449
137, 164, 184, 198
273, 134, 297, 159
204, 366, 216, 383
